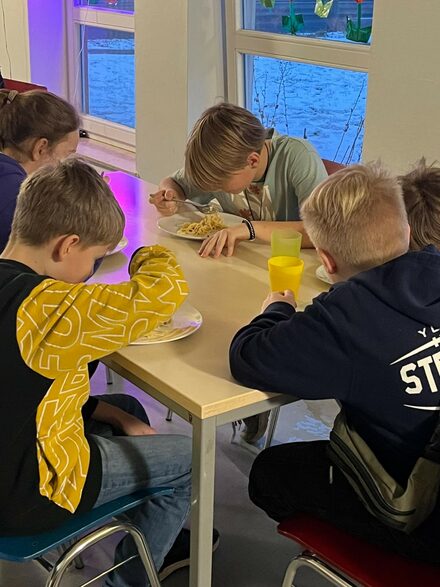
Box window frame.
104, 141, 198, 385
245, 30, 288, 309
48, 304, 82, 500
225, 0, 371, 112
65, 3, 135, 150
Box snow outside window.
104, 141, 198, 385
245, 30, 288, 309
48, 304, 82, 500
67, 1, 135, 147
80, 25, 135, 128
226, 0, 374, 163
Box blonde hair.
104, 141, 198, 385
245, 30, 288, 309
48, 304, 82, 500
11, 158, 124, 249
301, 163, 409, 271
399, 158, 440, 251
0, 90, 79, 161
184, 102, 267, 190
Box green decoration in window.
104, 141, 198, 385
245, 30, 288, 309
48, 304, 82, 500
314, 0, 334, 18
282, 1, 304, 35
260, 0, 276, 7
346, 0, 372, 43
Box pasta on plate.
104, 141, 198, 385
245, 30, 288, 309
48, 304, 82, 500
177, 213, 226, 237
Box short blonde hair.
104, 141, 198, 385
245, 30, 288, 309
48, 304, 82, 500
11, 158, 124, 249
184, 102, 267, 191
399, 158, 440, 250
301, 163, 409, 271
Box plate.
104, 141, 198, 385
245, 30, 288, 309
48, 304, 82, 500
130, 302, 202, 345
106, 235, 128, 256
157, 212, 241, 241
315, 264, 333, 285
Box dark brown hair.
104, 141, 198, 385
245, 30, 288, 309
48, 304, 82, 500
0, 90, 79, 160
11, 158, 124, 249
399, 158, 440, 250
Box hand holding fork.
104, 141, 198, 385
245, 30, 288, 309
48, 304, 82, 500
149, 188, 220, 215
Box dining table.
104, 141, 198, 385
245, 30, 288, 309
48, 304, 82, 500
92, 170, 329, 587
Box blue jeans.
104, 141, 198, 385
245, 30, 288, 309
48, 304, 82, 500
86, 394, 192, 587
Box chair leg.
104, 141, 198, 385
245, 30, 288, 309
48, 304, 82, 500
105, 366, 114, 385
264, 406, 280, 449
57, 541, 85, 569
282, 552, 356, 587
282, 556, 301, 587
165, 409, 173, 421
45, 520, 161, 587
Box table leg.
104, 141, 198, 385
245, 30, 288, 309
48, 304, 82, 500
264, 406, 281, 449
189, 416, 217, 587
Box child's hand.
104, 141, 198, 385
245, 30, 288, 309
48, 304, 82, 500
261, 290, 296, 312
148, 189, 180, 216
119, 413, 157, 436
198, 223, 249, 258
92, 400, 157, 436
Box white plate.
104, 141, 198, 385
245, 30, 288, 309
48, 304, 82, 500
130, 302, 202, 345
315, 264, 333, 285
157, 212, 240, 241
106, 235, 128, 256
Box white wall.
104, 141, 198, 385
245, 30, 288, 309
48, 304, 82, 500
187, 0, 226, 130
27, 0, 69, 96
135, 0, 226, 184
0, 0, 30, 82
0, 0, 67, 95
363, 0, 440, 173
4, 0, 437, 179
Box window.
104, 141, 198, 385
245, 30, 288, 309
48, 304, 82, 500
225, 0, 374, 163
246, 55, 367, 163
80, 26, 135, 128
74, 0, 134, 14
67, 1, 135, 148
245, 0, 373, 44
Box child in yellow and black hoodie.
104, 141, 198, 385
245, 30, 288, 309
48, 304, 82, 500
0, 159, 193, 587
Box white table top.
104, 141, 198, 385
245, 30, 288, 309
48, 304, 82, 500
93, 171, 328, 419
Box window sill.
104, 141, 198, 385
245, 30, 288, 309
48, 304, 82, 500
77, 138, 137, 176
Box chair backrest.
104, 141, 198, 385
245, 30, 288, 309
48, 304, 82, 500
3, 78, 47, 93
278, 514, 440, 587
322, 158, 346, 175
0, 486, 173, 561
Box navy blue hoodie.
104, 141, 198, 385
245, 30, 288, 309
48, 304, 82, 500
0, 153, 26, 252
230, 246, 440, 484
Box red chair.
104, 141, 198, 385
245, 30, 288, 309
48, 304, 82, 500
322, 158, 346, 175
3, 78, 47, 92
278, 514, 440, 587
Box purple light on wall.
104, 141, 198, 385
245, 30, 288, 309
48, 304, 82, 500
28, 0, 66, 94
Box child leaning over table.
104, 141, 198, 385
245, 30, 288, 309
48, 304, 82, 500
230, 163, 440, 564
149, 102, 327, 258
149, 101, 327, 444
0, 158, 194, 587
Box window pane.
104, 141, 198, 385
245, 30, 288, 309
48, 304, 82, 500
245, 54, 367, 163
80, 26, 135, 128
243, 0, 374, 45
74, 0, 134, 13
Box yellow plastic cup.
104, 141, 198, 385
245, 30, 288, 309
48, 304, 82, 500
271, 229, 302, 258
268, 256, 304, 297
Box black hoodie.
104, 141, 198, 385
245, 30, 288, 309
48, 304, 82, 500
230, 246, 440, 484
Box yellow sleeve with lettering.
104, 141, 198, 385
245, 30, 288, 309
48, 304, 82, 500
16, 245, 188, 513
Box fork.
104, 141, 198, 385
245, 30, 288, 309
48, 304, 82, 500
169, 198, 221, 214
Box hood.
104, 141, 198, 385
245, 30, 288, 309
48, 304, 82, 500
350, 245, 440, 326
